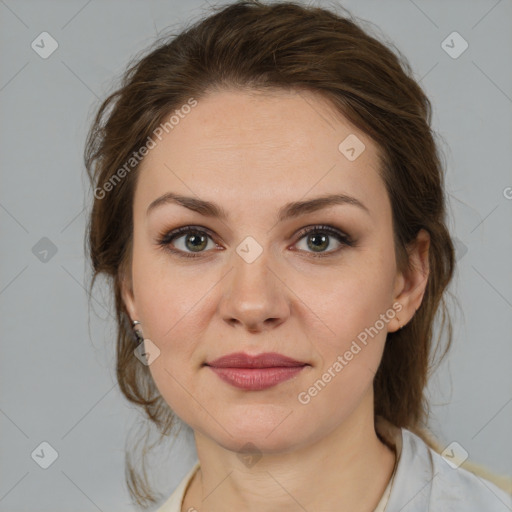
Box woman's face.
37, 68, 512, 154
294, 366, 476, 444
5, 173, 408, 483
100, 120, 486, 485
121, 88, 428, 453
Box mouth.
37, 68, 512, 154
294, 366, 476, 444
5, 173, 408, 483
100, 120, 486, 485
204, 352, 309, 391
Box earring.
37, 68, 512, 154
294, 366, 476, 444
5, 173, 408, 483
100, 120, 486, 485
396, 316, 404, 330
132, 320, 144, 343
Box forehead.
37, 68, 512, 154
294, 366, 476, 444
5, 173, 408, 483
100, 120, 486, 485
135, 88, 387, 219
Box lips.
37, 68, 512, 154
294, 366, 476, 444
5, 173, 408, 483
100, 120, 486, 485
205, 352, 308, 391
206, 351, 306, 368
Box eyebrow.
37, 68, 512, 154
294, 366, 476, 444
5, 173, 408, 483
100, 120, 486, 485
146, 192, 370, 222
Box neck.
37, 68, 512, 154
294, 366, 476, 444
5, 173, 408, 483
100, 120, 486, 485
182, 392, 397, 512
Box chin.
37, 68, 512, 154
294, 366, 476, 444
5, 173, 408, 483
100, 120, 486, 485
220, 430, 302, 455
200, 409, 314, 454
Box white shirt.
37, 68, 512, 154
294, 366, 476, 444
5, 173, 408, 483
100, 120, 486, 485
156, 417, 512, 511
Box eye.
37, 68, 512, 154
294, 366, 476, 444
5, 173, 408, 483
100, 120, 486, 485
157, 226, 219, 258
293, 224, 353, 257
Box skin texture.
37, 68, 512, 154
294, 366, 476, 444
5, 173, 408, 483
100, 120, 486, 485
121, 88, 430, 511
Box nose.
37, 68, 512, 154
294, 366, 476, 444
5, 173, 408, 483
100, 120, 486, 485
218, 253, 291, 333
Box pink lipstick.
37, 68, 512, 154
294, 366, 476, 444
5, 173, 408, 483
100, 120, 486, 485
205, 352, 308, 391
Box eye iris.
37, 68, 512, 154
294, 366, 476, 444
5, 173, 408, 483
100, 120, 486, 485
307, 233, 329, 252
185, 232, 208, 252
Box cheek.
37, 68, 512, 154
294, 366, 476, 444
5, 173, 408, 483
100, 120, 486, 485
295, 284, 390, 425
296, 259, 394, 395
132, 246, 209, 345
131, 254, 215, 399
299, 262, 394, 344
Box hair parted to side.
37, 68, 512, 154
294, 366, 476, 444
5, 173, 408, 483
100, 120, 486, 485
84, 0, 511, 507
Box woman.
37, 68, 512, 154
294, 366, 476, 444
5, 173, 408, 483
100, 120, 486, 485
84, 1, 512, 510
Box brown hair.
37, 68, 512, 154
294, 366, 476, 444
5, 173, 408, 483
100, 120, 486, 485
84, 0, 510, 507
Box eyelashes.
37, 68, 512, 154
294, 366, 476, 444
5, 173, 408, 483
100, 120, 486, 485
156, 224, 355, 259
157, 226, 219, 259
292, 225, 354, 257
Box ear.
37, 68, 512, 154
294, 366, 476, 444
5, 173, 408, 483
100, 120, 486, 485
119, 264, 139, 324
389, 228, 430, 332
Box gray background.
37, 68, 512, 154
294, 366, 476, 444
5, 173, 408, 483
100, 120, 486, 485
1, 0, 511, 510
